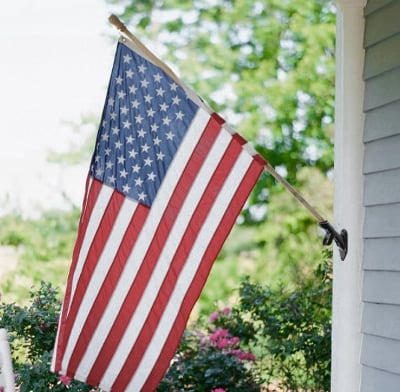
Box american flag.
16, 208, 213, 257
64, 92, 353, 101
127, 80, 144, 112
52, 37, 265, 391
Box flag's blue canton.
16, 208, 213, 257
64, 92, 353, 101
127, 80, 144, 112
90, 42, 199, 207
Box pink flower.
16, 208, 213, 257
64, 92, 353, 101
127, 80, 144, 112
209, 311, 219, 323
232, 350, 256, 361
211, 389, 226, 392
222, 307, 231, 314
216, 337, 229, 349
244, 352, 256, 361
209, 328, 229, 342
59, 374, 72, 386
229, 336, 240, 345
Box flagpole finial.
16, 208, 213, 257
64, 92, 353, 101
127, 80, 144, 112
108, 14, 127, 33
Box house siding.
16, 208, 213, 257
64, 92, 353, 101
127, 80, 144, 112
361, 366, 400, 392
361, 0, 400, 388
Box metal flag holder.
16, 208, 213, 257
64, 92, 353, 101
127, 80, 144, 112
108, 14, 348, 261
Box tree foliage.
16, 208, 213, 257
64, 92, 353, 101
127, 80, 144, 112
107, 0, 335, 214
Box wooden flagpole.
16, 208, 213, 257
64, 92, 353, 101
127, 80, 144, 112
107, 14, 348, 260
261, 162, 348, 260
263, 161, 324, 222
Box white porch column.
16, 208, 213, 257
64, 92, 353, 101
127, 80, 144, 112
332, 1, 366, 391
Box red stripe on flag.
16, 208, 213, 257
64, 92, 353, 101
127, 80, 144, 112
55, 178, 102, 370
211, 112, 225, 125
111, 135, 245, 390
85, 114, 222, 384
66, 203, 150, 377
55, 188, 125, 371
142, 156, 264, 391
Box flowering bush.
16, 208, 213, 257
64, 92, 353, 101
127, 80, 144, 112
158, 308, 261, 391
160, 255, 332, 392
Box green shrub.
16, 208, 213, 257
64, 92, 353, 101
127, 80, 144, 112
0, 253, 331, 392
0, 282, 96, 391
235, 252, 332, 391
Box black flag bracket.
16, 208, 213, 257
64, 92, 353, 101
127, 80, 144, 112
319, 220, 348, 261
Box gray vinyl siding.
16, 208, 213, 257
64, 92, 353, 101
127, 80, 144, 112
364, 34, 400, 80
362, 303, 400, 340
361, 366, 400, 392
364, 100, 400, 142
364, 1, 400, 46
364, 0, 394, 16
364, 67, 400, 111
363, 134, 400, 173
364, 168, 400, 206
361, 0, 400, 389
364, 238, 400, 271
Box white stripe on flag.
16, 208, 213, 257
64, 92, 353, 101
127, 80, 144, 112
74, 108, 211, 380
98, 117, 233, 389
126, 148, 255, 390
67, 185, 113, 316
61, 197, 139, 373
